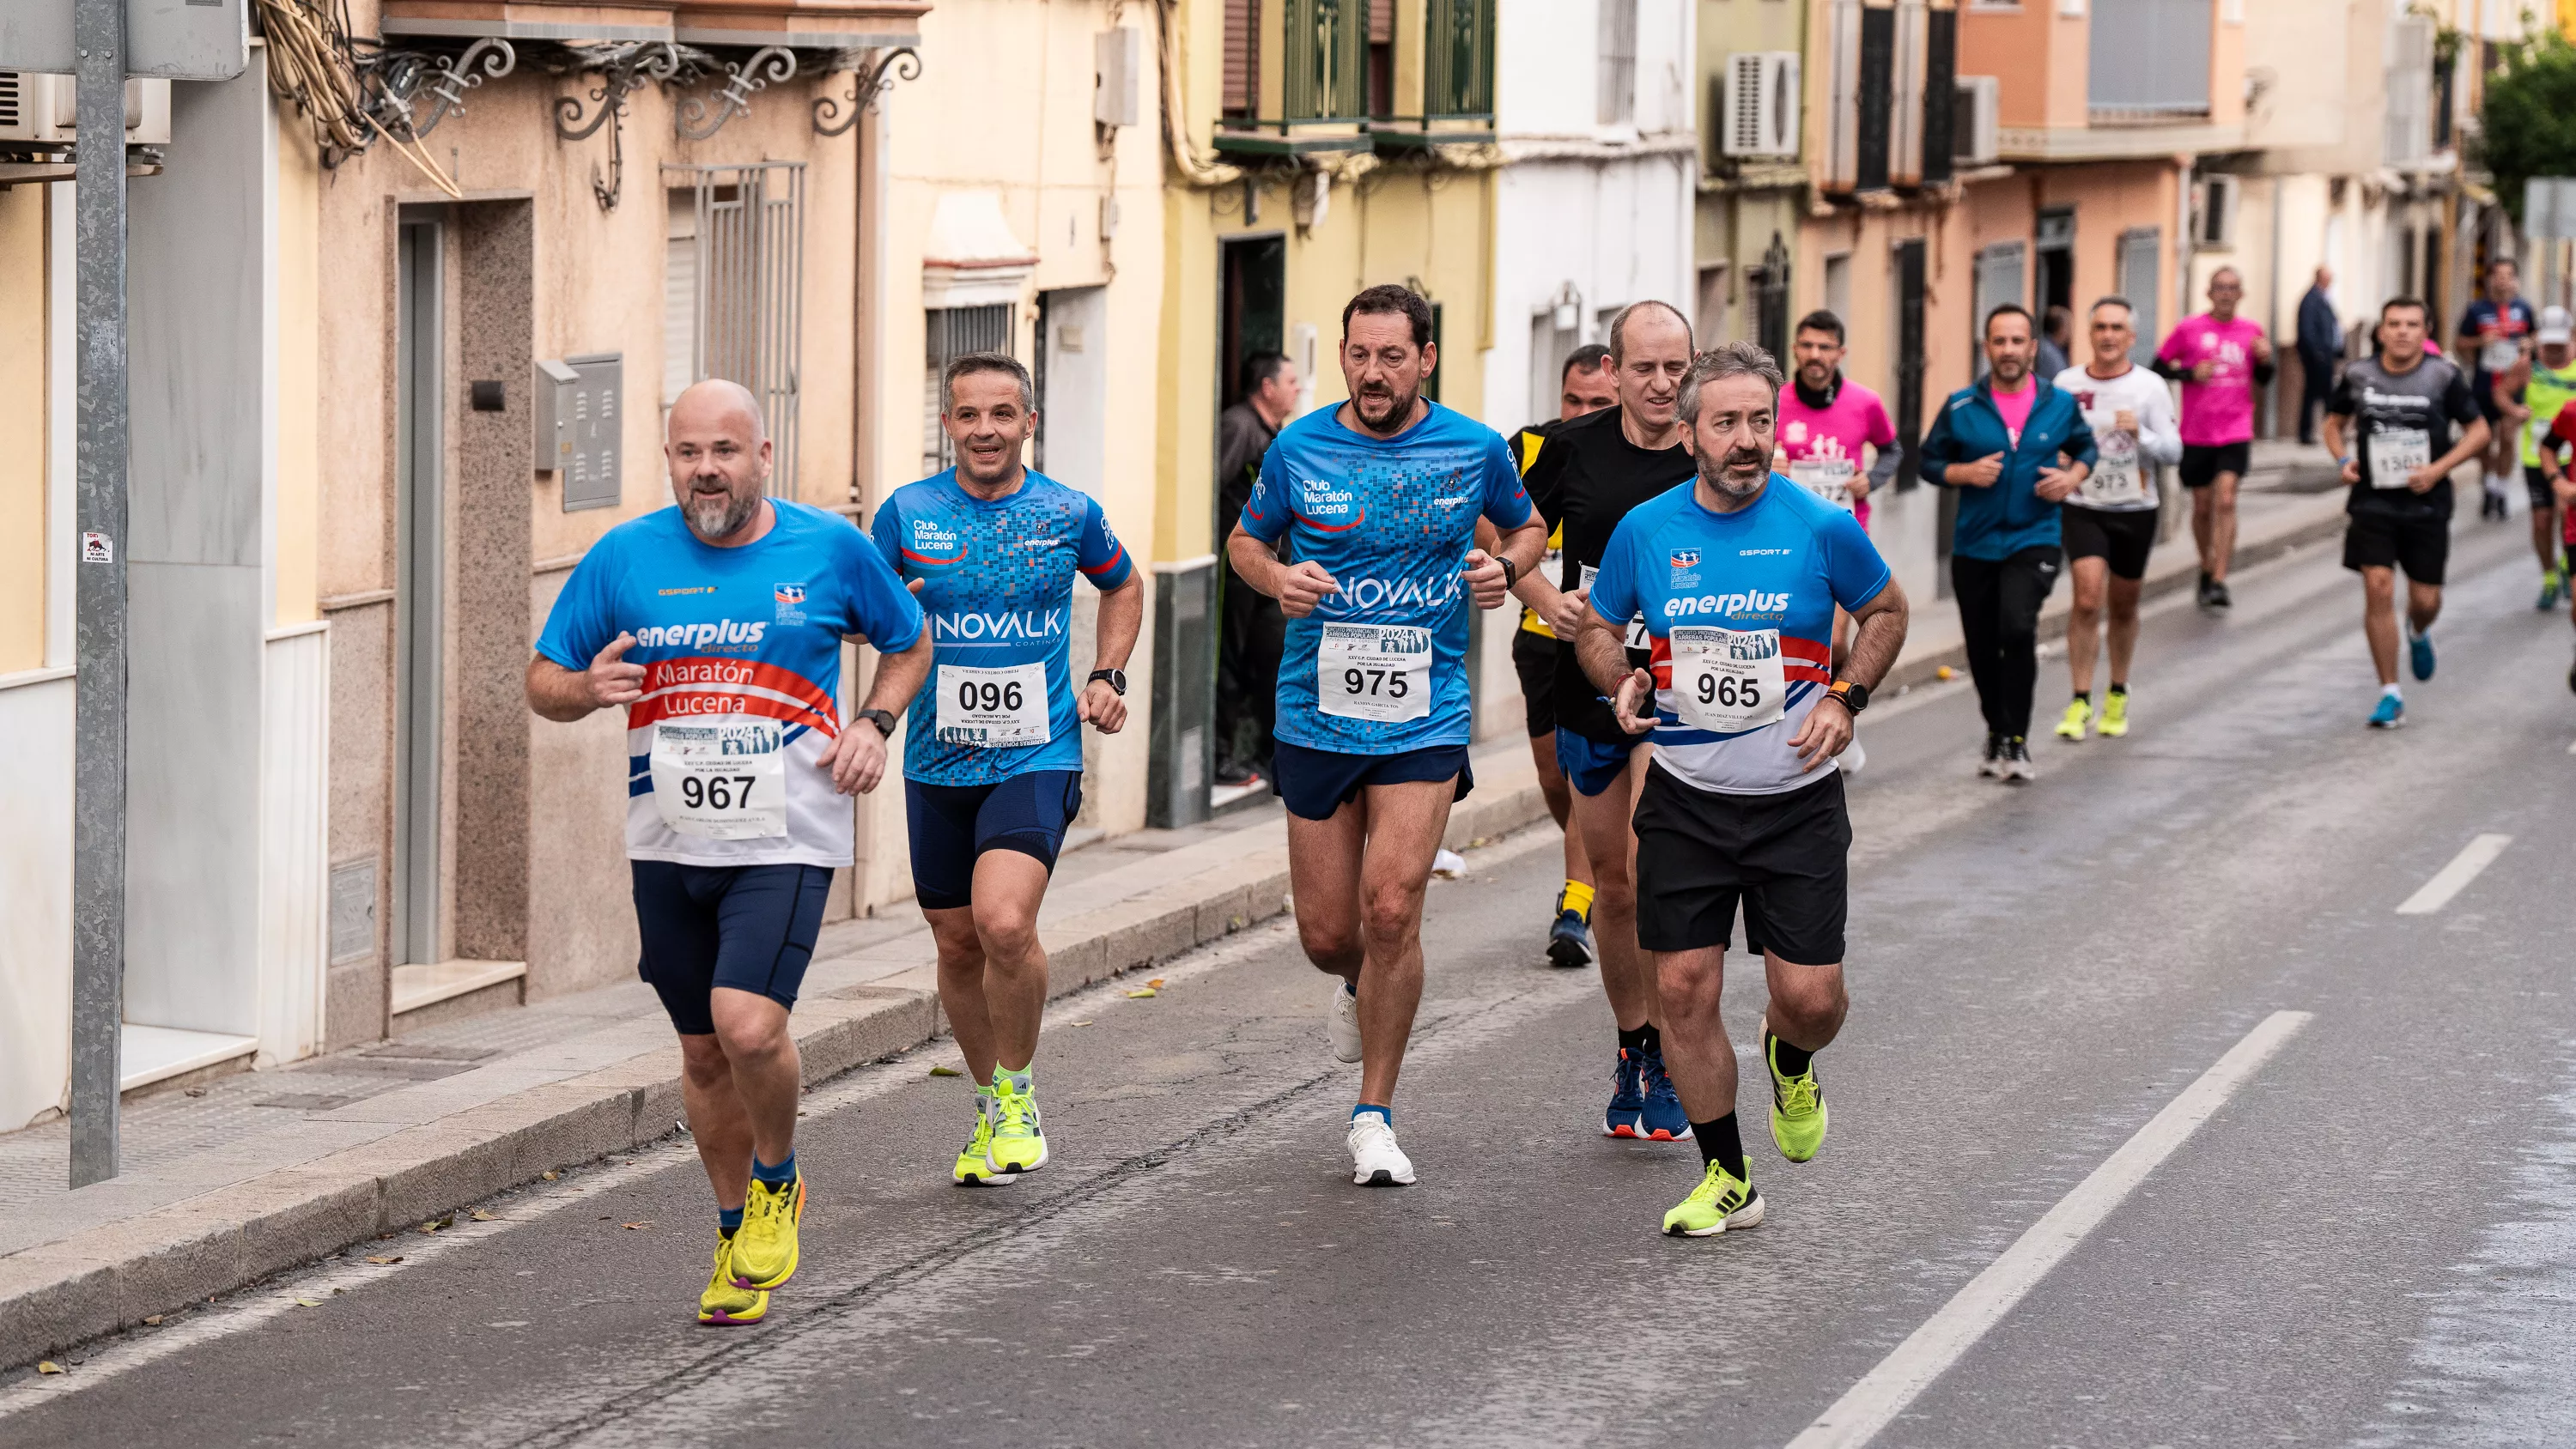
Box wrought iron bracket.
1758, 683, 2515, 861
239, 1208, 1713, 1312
552, 42, 684, 142
413, 39, 516, 138
677, 45, 798, 141
811, 46, 919, 137
358, 38, 516, 144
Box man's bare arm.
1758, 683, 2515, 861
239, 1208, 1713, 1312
1838, 579, 1910, 689
526, 634, 643, 722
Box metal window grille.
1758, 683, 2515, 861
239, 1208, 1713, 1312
2087, 0, 2211, 119
924, 304, 1015, 476
1425, 0, 1493, 119
1282, 0, 1369, 123
665, 162, 805, 494
1597, 0, 1637, 126
2117, 227, 2161, 366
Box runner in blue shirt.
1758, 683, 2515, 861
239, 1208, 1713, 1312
1227, 284, 1546, 1187
528, 379, 933, 1325
1576, 342, 1909, 1240
872, 352, 1141, 1189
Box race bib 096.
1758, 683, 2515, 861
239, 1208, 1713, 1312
936, 661, 1052, 748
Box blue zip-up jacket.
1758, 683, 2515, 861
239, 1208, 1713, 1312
1918, 378, 2099, 561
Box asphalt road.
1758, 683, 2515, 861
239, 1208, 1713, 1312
9, 514, 2575, 1448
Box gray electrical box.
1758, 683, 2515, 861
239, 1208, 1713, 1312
1094, 27, 1139, 128
537, 353, 624, 512
2, 0, 250, 80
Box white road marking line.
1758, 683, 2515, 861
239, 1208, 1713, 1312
1783, 1009, 2312, 1449
2395, 834, 2512, 915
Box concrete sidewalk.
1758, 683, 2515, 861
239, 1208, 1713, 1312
0, 741, 1550, 1371
1882, 440, 2352, 692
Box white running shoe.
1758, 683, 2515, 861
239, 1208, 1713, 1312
1346, 1113, 1416, 1185
1327, 979, 1364, 1063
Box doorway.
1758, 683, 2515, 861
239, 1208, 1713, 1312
2036, 208, 2075, 360
394, 216, 445, 968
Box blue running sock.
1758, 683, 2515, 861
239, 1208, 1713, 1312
1351, 1104, 1391, 1125
752, 1152, 797, 1188
719, 1205, 744, 1237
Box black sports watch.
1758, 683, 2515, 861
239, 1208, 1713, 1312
1824, 679, 1870, 714
1498, 555, 1520, 589
1087, 668, 1127, 696
854, 706, 899, 738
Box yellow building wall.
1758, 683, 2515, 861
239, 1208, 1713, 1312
0, 187, 47, 675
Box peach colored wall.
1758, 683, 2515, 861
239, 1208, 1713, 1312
1959, 4, 2058, 128
2039, 161, 2180, 344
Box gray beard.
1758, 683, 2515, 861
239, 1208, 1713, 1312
1701, 453, 1768, 500
683, 487, 759, 542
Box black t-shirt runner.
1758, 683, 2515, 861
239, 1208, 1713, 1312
2328, 353, 2482, 521
1521, 403, 1697, 743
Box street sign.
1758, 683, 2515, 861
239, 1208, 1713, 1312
0, 0, 247, 81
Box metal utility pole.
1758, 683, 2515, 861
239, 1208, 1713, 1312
69, 0, 130, 1189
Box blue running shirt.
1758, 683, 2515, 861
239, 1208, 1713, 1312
1240, 402, 1534, 754
1587, 476, 1891, 795
535, 500, 926, 867
872, 469, 1135, 785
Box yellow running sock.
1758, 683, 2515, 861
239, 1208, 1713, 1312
1560, 880, 1595, 921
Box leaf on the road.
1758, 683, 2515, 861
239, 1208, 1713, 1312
470, 1209, 497, 1222
364, 1255, 402, 1265
1147, 978, 1165, 989
1126, 988, 1157, 998
295, 1298, 324, 1308
621, 1222, 650, 1231
1069, 1020, 1093, 1028
417, 1215, 453, 1234
34, 1361, 61, 1375
928, 1065, 963, 1077
542, 1170, 559, 1181
141, 1316, 164, 1326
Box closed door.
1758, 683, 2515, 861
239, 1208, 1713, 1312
393, 218, 444, 967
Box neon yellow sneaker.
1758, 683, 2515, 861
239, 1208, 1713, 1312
954, 1091, 1018, 1186
987, 1075, 1049, 1175
1762, 1017, 1828, 1163
697, 1235, 769, 1325
1661, 1160, 1765, 1237
2053, 697, 2092, 741
730, 1170, 804, 1290
2097, 690, 2130, 738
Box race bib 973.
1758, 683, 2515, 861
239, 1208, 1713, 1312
2081, 430, 2146, 506
1579, 564, 1654, 651
1789, 457, 1857, 510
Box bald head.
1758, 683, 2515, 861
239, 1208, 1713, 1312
665, 378, 774, 544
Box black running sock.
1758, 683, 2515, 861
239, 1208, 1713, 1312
1618, 1022, 1658, 1057
2072, 690, 2091, 706
1693, 1113, 1747, 1178
2109, 682, 2128, 696
1769, 1031, 1815, 1078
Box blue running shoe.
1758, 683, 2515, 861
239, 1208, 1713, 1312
1602, 1048, 1647, 1138
1637, 1047, 1693, 1142
1546, 909, 1595, 970
2368, 693, 2405, 730
2409, 631, 2435, 681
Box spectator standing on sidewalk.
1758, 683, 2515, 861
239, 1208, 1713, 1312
2038, 306, 2074, 382
2296, 267, 2342, 446
1216, 351, 1300, 787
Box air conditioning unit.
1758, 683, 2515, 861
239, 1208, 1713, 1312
0, 72, 173, 145
1954, 76, 1999, 167
2194, 173, 2240, 249
1722, 51, 1801, 158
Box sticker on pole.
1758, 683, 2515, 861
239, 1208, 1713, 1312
82, 532, 112, 564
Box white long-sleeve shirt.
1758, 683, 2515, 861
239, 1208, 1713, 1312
2053, 362, 2184, 513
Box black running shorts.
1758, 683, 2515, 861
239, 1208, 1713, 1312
2342, 510, 2450, 585
1510, 627, 1557, 738
1631, 765, 1850, 965
2059, 504, 2159, 581
2178, 442, 2251, 490
2524, 464, 2561, 512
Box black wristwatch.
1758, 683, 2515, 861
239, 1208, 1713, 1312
854, 706, 898, 738
1824, 679, 1870, 714
1087, 668, 1127, 696
1498, 555, 1520, 589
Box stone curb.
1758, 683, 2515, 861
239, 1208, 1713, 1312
0, 749, 1553, 1371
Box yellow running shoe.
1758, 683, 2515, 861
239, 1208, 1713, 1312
731, 1169, 804, 1290
2097, 689, 2129, 737
1762, 1017, 1828, 1163
697, 1235, 769, 1325
1661, 1160, 1765, 1237
2053, 697, 2092, 741
987, 1075, 1049, 1175
954, 1092, 1018, 1186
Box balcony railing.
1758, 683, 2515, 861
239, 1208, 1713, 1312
2086, 0, 2210, 121
1424, 0, 1493, 121
1279, 0, 1369, 126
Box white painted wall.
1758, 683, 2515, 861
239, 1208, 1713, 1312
0, 675, 75, 1129
258, 624, 330, 1066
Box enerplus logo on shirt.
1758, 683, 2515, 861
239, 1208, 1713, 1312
1665, 590, 1794, 620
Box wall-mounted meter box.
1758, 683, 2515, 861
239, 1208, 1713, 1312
536, 353, 623, 512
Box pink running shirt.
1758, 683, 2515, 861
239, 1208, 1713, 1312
1990, 378, 2036, 445
1778, 379, 1897, 530
2156, 313, 2267, 446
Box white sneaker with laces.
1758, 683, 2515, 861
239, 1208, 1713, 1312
1346, 1113, 1416, 1185
1327, 979, 1364, 1064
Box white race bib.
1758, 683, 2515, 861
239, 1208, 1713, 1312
2482, 337, 2524, 374
2081, 430, 2146, 506
1669, 627, 1786, 733
1789, 457, 1857, 511
1318, 623, 1433, 721
936, 662, 1052, 748
2371, 427, 2432, 490
650, 719, 788, 840
1579, 564, 1654, 650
